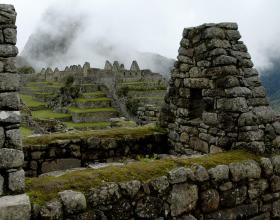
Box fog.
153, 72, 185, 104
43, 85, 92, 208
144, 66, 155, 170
4, 0, 280, 72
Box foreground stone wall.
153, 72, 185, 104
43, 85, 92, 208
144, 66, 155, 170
24, 132, 167, 176
0, 4, 30, 219
162, 22, 280, 155
32, 156, 280, 219
137, 104, 160, 124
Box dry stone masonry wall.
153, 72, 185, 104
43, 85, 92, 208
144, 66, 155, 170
0, 4, 30, 220
33, 156, 280, 219
163, 22, 280, 155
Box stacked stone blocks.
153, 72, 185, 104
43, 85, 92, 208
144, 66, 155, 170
164, 22, 280, 154
0, 4, 30, 220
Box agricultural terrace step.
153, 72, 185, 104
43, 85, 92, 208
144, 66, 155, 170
23, 124, 163, 145
74, 98, 112, 108
32, 110, 72, 122
64, 121, 110, 130
127, 90, 166, 97
25, 150, 259, 204
20, 95, 46, 108
81, 92, 107, 99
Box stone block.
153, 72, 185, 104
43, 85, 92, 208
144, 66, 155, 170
0, 111, 20, 124
119, 180, 141, 198
168, 167, 187, 184
220, 186, 247, 207
0, 126, 4, 147
0, 73, 19, 92
202, 27, 225, 39
0, 194, 31, 220
150, 176, 169, 193
201, 189, 220, 213
0, 92, 20, 110
169, 183, 198, 216
5, 128, 22, 149
59, 190, 86, 215
40, 199, 63, 220
208, 165, 229, 182
135, 196, 163, 218
192, 164, 209, 182
0, 45, 18, 57
260, 157, 273, 176
0, 148, 24, 168
229, 160, 261, 182
217, 97, 248, 112
248, 179, 269, 199
3, 28, 16, 45
8, 169, 25, 192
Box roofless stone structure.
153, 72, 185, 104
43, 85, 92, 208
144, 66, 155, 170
0, 4, 30, 219
163, 22, 280, 155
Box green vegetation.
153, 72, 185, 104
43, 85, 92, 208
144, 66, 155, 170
74, 97, 111, 103
126, 99, 141, 115
18, 66, 35, 74
20, 95, 46, 107
68, 107, 117, 113
82, 91, 106, 98
20, 127, 32, 137
32, 110, 70, 120
26, 150, 259, 204
23, 124, 163, 145
64, 121, 110, 129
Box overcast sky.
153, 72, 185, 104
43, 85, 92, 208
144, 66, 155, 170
3, 0, 280, 70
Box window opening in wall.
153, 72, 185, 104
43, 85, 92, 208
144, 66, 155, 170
189, 88, 205, 119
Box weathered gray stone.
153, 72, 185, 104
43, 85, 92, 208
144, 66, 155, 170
40, 199, 63, 220
168, 167, 187, 184
202, 112, 218, 125
190, 137, 209, 153
150, 176, 169, 193
225, 87, 251, 97
0, 92, 20, 110
220, 186, 247, 207
0, 45, 18, 57
217, 97, 248, 112
0, 148, 24, 168
213, 55, 237, 66
226, 30, 241, 40
8, 169, 25, 192
218, 22, 238, 30
208, 165, 229, 182
59, 190, 86, 215
5, 128, 21, 149
260, 157, 273, 176
169, 183, 198, 216
0, 73, 19, 91
229, 160, 261, 182
41, 159, 81, 173
88, 182, 121, 207
3, 28, 17, 45
203, 27, 225, 39
0, 194, 31, 220
119, 180, 141, 198
0, 127, 4, 148
201, 189, 220, 213
0, 174, 3, 195
192, 164, 209, 182
271, 175, 280, 192
272, 156, 280, 175
135, 196, 163, 218
272, 200, 280, 218
248, 179, 269, 199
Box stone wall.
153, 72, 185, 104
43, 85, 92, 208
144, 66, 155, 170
137, 104, 160, 124
32, 155, 280, 219
24, 132, 167, 176
162, 22, 280, 155
0, 4, 30, 219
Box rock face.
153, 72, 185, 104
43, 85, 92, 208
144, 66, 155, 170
162, 22, 280, 154
0, 4, 31, 219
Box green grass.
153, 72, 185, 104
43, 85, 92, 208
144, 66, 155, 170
20, 127, 32, 137
32, 110, 71, 120
74, 97, 111, 103
68, 107, 117, 113
23, 124, 164, 145
26, 150, 259, 204
82, 92, 106, 98
20, 95, 46, 107
64, 121, 110, 128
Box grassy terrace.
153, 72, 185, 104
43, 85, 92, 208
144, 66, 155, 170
82, 92, 106, 98
23, 124, 163, 145
26, 150, 259, 204
74, 97, 111, 102
68, 107, 117, 113
32, 110, 71, 119
64, 121, 110, 129
20, 127, 32, 138
20, 95, 46, 107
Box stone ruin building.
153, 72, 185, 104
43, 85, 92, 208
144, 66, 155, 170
162, 22, 280, 155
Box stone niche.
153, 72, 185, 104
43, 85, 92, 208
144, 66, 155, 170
162, 22, 280, 155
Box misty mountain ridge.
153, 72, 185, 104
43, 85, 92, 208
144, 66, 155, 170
20, 5, 174, 75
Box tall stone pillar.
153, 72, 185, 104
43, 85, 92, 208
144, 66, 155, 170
0, 4, 30, 220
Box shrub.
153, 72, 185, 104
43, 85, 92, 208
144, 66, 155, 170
18, 66, 35, 74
